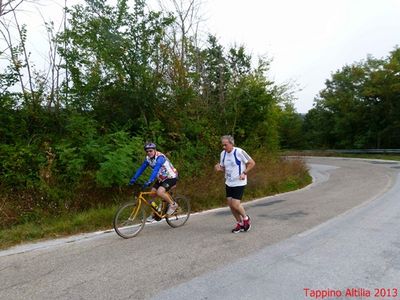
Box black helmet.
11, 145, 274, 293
144, 142, 156, 151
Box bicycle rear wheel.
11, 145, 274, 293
113, 201, 146, 238
166, 195, 190, 228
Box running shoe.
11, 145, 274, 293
243, 215, 251, 232
231, 223, 244, 233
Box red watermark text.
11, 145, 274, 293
304, 287, 398, 299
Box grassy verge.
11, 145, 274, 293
284, 150, 400, 162
0, 206, 117, 250
0, 154, 311, 250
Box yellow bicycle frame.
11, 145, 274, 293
133, 190, 174, 219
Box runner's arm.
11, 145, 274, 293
243, 159, 255, 175
215, 152, 225, 172
238, 149, 255, 178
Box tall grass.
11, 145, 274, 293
0, 206, 117, 250
283, 150, 400, 161
0, 155, 311, 250
179, 153, 311, 211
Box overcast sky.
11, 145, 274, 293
203, 0, 400, 113
14, 0, 400, 113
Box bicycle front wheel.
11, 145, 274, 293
113, 201, 146, 238
166, 195, 190, 228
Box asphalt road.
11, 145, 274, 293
1, 157, 399, 300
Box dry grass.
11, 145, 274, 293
178, 154, 311, 211
0, 154, 311, 250
282, 150, 400, 161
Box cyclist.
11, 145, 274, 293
215, 135, 255, 233
129, 142, 179, 219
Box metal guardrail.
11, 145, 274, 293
329, 149, 400, 154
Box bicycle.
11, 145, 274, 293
113, 185, 191, 238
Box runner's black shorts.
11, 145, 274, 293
153, 178, 178, 191
225, 185, 245, 200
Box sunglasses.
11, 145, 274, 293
146, 149, 155, 153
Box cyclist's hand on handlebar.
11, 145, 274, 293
142, 181, 152, 189
128, 177, 136, 186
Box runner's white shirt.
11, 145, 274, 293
219, 147, 252, 187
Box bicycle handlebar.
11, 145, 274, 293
129, 181, 154, 191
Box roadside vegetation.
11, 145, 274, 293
0, 153, 311, 250
0, 0, 310, 250
1, 0, 399, 250
302, 48, 400, 150
284, 151, 400, 162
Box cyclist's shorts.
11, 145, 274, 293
154, 178, 178, 191
225, 184, 245, 200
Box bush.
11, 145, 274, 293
96, 133, 144, 187
0, 143, 46, 189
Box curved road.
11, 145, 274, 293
1, 157, 400, 299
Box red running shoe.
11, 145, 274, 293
243, 215, 251, 232
231, 223, 244, 233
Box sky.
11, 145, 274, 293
8, 0, 400, 113
202, 0, 400, 113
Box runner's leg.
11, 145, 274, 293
229, 198, 246, 220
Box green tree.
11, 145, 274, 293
305, 47, 400, 149
278, 103, 305, 149
58, 0, 174, 130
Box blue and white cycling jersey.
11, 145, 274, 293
133, 151, 178, 183
219, 147, 252, 187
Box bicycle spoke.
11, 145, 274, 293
113, 202, 146, 238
